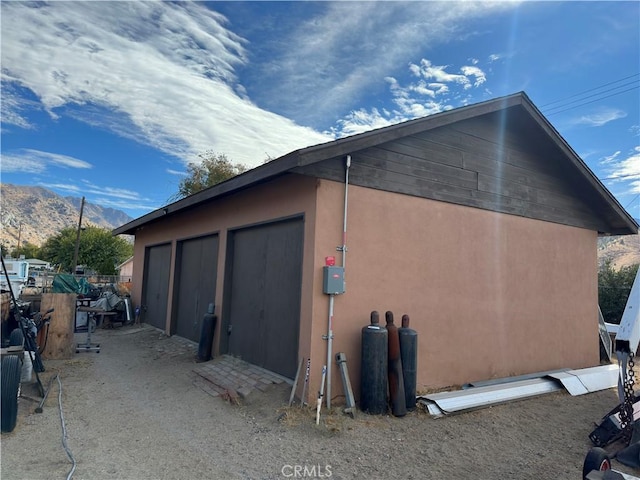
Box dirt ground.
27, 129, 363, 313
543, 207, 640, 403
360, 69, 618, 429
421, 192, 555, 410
1, 324, 638, 480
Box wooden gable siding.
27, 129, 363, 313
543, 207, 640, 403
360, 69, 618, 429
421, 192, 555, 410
293, 106, 611, 232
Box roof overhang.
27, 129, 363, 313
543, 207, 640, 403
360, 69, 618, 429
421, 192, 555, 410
113, 92, 638, 237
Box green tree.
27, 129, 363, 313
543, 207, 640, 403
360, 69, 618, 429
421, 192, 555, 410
171, 151, 246, 201
40, 226, 133, 275
598, 260, 639, 323
10, 242, 41, 259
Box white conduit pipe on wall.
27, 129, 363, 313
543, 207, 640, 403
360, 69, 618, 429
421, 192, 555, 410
325, 155, 351, 410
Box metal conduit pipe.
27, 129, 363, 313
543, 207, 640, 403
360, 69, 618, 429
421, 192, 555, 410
325, 155, 351, 410
341, 154, 351, 268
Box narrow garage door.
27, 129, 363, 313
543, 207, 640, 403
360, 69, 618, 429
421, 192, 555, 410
224, 218, 303, 379
142, 243, 172, 331
172, 235, 219, 342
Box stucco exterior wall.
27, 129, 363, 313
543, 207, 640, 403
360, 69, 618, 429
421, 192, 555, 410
311, 179, 599, 398
128, 173, 600, 403
130, 174, 318, 361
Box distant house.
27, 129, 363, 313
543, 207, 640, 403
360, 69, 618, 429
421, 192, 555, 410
117, 256, 134, 281
23, 258, 51, 271
113, 92, 638, 403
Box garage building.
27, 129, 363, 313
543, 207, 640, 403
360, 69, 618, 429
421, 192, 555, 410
113, 92, 638, 402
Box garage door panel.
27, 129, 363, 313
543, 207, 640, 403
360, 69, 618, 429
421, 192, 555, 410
262, 221, 303, 378
227, 228, 267, 366
174, 235, 218, 342
225, 218, 303, 379
142, 244, 172, 330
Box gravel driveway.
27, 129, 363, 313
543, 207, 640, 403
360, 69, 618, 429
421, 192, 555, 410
1, 323, 637, 479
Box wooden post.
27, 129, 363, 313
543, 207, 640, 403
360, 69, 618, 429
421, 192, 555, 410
40, 293, 76, 360
1, 292, 10, 323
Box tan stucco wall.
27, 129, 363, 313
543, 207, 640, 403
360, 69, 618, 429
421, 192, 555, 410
311, 179, 599, 399
130, 174, 318, 362
129, 174, 599, 404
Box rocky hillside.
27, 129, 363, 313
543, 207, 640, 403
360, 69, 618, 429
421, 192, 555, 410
1, 183, 133, 249
598, 232, 640, 269
1, 183, 637, 269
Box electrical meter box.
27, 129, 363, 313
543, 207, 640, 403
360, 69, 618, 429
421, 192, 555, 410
323, 266, 345, 295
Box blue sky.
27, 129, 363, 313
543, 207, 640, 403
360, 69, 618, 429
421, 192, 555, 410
1, 1, 639, 221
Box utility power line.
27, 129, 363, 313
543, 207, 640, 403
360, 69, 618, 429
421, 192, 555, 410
540, 73, 640, 107
539, 73, 640, 116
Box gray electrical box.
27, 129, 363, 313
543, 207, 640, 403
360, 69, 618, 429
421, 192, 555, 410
323, 266, 345, 294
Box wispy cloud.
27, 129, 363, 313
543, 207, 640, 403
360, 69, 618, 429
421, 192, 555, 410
1, 2, 518, 168
1, 2, 330, 168
1, 149, 92, 174
571, 108, 627, 127
0, 85, 35, 130
38, 180, 158, 212
600, 151, 621, 165
603, 146, 640, 195
166, 169, 188, 177
249, 2, 517, 127
330, 58, 491, 136
410, 60, 487, 90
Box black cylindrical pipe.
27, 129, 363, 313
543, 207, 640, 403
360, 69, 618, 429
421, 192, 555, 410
386, 311, 407, 417
360, 311, 388, 414
197, 303, 217, 362
399, 314, 417, 411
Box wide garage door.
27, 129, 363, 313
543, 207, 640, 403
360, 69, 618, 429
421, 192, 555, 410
224, 218, 303, 379
142, 243, 172, 330
172, 235, 219, 342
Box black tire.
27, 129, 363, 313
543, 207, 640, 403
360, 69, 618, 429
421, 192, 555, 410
583, 447, 611, 479
1, 355, 22, 433
8, 328, 24, 347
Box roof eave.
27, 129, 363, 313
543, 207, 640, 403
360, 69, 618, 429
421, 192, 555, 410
112, 91, 638, 237
112, 151, 302, 235
518, 94, 638, 235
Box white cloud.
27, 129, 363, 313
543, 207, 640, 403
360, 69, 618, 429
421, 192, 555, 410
331, 108, 399, 137
166, 169, 188, 177
600, 151, 621, 165
460, 66, 487, 88
571, 108, 627, 127
38, 180, 157, 211
411, 59, 475, 87
604, 146, 640, 194
0, 85, 35, 130
91, 197, 160, 212
252, 1, 517, 126
332, 58, 489, 137
0, 2, 330, 168
36, 183, 83, 194
1, 149, 92, 174
78, 180, 144, 201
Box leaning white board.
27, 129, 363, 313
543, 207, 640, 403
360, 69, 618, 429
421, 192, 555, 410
616, 267, 640, 354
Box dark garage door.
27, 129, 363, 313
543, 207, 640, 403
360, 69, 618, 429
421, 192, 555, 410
142, 243, 172, 330
224, 218, 303, 379
173, 235, 219, 342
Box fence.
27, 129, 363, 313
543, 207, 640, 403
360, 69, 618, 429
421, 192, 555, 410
30, 272, 132, 294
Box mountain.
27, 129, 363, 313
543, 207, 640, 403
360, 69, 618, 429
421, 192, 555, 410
66, 196, 133, 229
1, 183, 637, 269
598, 232, 640, 269
0, 184, 134, 249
